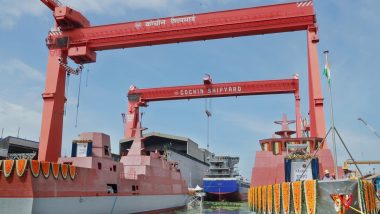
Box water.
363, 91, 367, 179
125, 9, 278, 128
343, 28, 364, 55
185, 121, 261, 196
168, 202, 253, 214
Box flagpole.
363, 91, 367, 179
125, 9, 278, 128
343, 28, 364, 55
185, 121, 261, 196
324, 50, 338, 177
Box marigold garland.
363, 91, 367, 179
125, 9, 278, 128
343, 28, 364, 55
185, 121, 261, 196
69, 165, 76, 180
367, 181, 376, 214
273, 184, 281, 214
304, 180, 316, 214
267, 185, 273, 214
251, 187, 255, 212
357, 179, 365, 213
370, 183, 377, 214
51, 163, 60, 179
281, 182, 291, 214
254, 187, 257, 211
262, 185, 267, 214
16, 159, 28, 177
364, 181, 370, 213
292, 181, 302, 214
41, 161, 51, 178
30, 160, 40, 178
258, 186, 262, 213
248, 188, 252, 210
3, 159, 15, 178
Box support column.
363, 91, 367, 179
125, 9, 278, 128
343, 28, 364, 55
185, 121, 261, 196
307, 26, 326, 139
38, 49, 67, 162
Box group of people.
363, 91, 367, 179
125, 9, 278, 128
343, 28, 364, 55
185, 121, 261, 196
322, 165, 354, 180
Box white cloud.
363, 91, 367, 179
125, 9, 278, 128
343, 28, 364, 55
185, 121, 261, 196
0, 0, 45, 29
0, 58, 44, 82
63, 0, 184, 14
0, 99, 41, 140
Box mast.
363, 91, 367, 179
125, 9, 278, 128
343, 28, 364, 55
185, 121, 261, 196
324, 50, 338, 177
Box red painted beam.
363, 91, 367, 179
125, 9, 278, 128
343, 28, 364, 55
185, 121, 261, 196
128, 78, 299, 104
55, 1, 315, 51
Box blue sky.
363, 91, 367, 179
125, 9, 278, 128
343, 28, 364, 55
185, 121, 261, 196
0, 0, 379, 179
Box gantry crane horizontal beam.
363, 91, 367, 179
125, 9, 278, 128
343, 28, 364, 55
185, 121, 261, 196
125, 77, 301, 138
128, 78, 299, 104
47, 1, 316, 60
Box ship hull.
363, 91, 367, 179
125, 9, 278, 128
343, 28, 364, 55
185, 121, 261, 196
203, 178, 248, 202
0, 194, 188, 214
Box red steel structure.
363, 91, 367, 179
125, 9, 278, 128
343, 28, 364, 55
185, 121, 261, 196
125, 76, 302, 138
40, 0, 326, 162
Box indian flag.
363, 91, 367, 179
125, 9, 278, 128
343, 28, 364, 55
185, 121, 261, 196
323, 63, 331, 83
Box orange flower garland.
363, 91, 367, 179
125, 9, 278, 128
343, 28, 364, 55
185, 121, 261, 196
304, 180, 316, 214
248, 188, 252, 210
273, 184, 281, 214
16, 159, 28, 177
30, 160, 40, 178
372, 183, 377, 213
254, 187, 258, 212
262, 185, 267, 214
69, 165, 76, 180
41, 161, 51, 178
367, 181, 376, 213
364, 181, 370, 213
3, 159, 15, 178
258, 186, 262, 213
281, 182, 290, 214
267, 185, 273, 214
61, 164, 69, 179
292, 181, 302, 214
251, 187, 255, 212
51, 163, 60, 179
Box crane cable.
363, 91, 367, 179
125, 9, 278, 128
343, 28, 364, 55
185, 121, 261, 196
64, 72, 70, 116
75, 70, 83, 128
205, 98, 212, 150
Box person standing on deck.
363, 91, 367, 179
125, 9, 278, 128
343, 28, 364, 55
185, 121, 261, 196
342, 165, 351, 179
323, 170, 333, 180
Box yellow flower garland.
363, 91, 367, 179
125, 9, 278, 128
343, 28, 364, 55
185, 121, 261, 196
268, 185, 273, 214
262, 185, 267, 214
273, 184, 281, 214
255, 187, 258, 212
304, 180, 316, 214
248, 188, 252, 210
292, 181, 302, 214
281, 182, 290, 214
258, 186, 262, 213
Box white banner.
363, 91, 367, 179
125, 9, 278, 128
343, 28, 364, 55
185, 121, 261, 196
76, 143, 88, 157
291, 160, 313, 181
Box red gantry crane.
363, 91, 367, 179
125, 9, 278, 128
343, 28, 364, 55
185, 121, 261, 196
40, 0, 326, 162
125, 75, 301, 138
